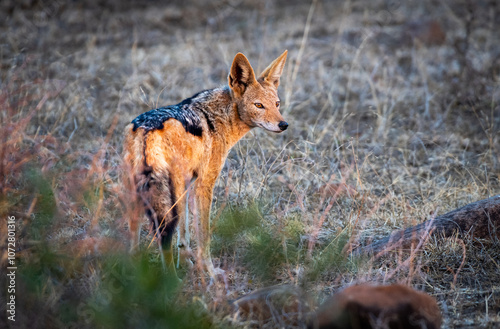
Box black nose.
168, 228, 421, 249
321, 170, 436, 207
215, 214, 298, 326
278, 121, 288, 131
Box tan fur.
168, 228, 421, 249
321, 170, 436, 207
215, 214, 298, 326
123, 51, 288, 277
310, 284, 442, 329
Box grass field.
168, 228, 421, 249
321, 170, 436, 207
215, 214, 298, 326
1, 0, 499, 328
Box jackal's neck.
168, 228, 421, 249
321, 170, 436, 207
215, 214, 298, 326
200, 86, 252, 149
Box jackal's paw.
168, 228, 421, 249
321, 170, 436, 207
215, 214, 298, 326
212, 267, 226, 276
206, 262, 225, 279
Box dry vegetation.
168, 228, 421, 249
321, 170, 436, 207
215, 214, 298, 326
1, 0, 499, 328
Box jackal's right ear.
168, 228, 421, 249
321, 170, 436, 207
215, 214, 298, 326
229, 53, 257, 96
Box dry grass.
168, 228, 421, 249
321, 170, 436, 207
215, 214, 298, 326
1, 0, 499, 328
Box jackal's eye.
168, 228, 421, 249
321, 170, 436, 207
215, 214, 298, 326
254, 103, 264, 109
276, 101, 280, 108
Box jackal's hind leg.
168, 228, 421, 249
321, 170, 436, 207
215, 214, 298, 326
159, 220, 178, 276
177, 177, 197, 268
177, 187, 195, 269
146, 174, 182, 276
127, 167, 151, 253
129, 218, 142, 252
156, 170, 195, 275
127, 190, 143, 252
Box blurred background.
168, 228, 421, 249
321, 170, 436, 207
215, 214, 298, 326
1, 0, 499, 328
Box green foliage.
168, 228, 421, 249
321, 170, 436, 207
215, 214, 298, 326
82, 180, 104, 212
25, 168, 58, 239
282, 217, 305, 262
213, 203, 295, 281
14, 244, 225, 329
305, 230, 355, 282
211, 203, 262, 254
213, 203, 354, 283
13, 243, 83, 328
83, 253, 219, 329
18, 244, 69, 292
243, 228, 285, 281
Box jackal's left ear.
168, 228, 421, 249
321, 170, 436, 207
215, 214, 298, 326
229, 53, 257, 96
258, 50, 288, 88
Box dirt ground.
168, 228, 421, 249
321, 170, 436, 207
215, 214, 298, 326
1, 0, 499, 328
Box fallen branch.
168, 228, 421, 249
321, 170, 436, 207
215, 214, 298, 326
356, 195, 500, 256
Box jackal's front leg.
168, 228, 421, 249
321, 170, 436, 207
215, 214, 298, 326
195, 182, 219, 277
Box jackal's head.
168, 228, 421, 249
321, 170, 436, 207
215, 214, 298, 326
228, 50, 288, 133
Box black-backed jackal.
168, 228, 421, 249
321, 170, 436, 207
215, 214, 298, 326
123, 51, 288, 277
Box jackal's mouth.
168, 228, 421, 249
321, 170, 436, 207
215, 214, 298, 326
259, 121, 288, 133
260, 125, 282, 133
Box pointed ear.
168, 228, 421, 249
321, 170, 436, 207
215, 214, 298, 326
258, 50, 288, 88
228, 53, 257, 96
